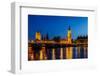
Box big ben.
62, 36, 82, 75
67, 26, 72, 44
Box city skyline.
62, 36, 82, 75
28, 15, 88, 60
28, 15, 88, 40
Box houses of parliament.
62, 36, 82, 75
28, 26, 88, 60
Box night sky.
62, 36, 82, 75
28, 15, 88, 40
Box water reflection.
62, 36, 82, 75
28, 46, 88, 60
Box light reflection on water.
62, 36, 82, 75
46, 47, 87, 60
29, 46, 88, 60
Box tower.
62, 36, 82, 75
35, 32, 41, 40
67, 26, 72, 44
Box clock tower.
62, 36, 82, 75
67, 26, 72, 44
